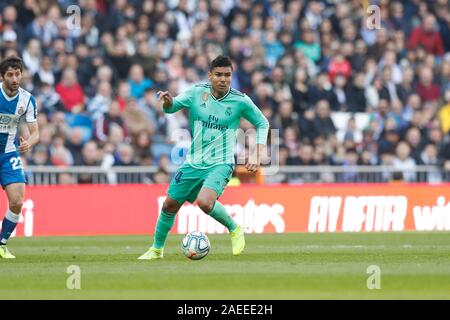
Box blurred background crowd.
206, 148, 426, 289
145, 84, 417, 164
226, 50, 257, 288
1, 0, 450, 184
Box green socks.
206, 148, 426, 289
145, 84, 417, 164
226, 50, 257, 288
209, 201, 237, 232
152, 203, 236, 249
152, 210, 176, 249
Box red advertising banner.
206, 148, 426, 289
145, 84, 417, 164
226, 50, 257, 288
1, 183, 449, 237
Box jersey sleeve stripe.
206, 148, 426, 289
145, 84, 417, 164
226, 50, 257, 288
25, 94, 37, 121
25, 95, 31, 114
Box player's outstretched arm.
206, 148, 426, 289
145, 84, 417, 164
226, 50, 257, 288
19, 122, 39, 154
158, 86, 194, 114
157, 91, 173, 110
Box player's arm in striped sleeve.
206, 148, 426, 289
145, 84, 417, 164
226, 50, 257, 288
21, 95, 39, 152
241, 95, 269, 172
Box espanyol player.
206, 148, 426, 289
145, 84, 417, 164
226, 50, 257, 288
0, 57, 39, 259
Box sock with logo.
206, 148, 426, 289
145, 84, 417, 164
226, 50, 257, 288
0, 210, 20, 245
208, 201, 237, 232
152, 210, 176, 249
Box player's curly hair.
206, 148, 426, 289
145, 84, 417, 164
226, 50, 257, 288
0, 56, 23, 76
210, 55, 233, 71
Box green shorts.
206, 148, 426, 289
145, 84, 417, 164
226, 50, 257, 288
167, 163, 235, 204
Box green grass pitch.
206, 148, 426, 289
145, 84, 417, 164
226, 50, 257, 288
1, 232, 450, 299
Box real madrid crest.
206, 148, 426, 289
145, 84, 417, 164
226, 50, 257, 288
225, 107, 232, 116
202, 92, 209, 102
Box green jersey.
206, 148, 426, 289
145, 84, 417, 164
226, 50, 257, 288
163, 83, 269, 167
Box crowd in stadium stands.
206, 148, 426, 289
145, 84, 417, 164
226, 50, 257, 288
1, 0, 450, 183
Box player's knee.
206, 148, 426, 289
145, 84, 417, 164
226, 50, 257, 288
197, 198, 214, 214
162, 199, 180, 214
9, 198, 23, 211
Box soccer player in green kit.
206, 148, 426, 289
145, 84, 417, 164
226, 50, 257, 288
138, 55, 269, 260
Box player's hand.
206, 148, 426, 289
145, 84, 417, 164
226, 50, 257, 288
18, 137, 30, 154
157, 91, 173, 108
245, 152, 260, 173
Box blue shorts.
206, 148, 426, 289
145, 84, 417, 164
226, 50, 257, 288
0, 151, 26, 188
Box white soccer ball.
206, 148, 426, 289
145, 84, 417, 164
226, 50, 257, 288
181, 231, 211, 260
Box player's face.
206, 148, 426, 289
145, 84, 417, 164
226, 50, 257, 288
208, 66, 232, 95
2, 67, 22, 92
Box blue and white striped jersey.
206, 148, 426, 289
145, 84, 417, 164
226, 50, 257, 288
0, 83, 37, 154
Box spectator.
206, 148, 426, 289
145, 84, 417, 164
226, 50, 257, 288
346, 72, 366, 113
83, 62, 113, 98
37, 82, 65, 115
407, 14, 445, 56
27, 8, 58, 47
1, 28, 19, 52
132, 41, 156, 79
287, 144, 319, 183
438, 89, 450, 134
104, 36, 131, 80
343, 117, 362, 143
95, 100, 129, 143
123, 98, 153, 140
388, 1, 410, 34
440, 132, 450, 177
367, 28, 389, 61
396, 67, 415, 104
377, 50, 403, 84
294, 28, 320, 64
113, 143, 141, 186
283, 127, 300, 159
327, 52, 352, 83
388, 99, 409, 133
378, 128, 401, 156
50, 135, 73, 167
425, 119, 444, 147
87, 81, 113, 120
415, 67, 441, 103
33, 55, 55, 86
128, 64, 153, 99
115, 80, 130, 111
3, 5, 25, 47
114, 143, 137, 165
262, 30, 283, 68
310, 72, 335, 106
28, 144, 51, 166
405, 127, 425, 160
290, 67, 313, 114
287, 144, 316, 166
148, 22, 173, 60
80, 12, 99, 48
66, 127, 85, 166
78, 141, 101, 183
341, 148, 359, 182
393, 141, 417, 182
331, 74, 347, 111
55, 68, 85, 113
22, 38, 41, 75
134, 130, 152, 164
273, 100, 298, 134
416, 143, 441, 182
312, 100, 336, 139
